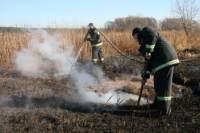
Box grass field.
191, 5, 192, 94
0, 28, 200, 68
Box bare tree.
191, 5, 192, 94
174, 0, 199, 35
161, 18, 200, 31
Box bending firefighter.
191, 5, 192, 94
84, 23, 104, 64
132, 27, 180, 115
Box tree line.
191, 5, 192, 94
104, 16, 200, 32
104, 0, 200, 36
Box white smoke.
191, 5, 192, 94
15, 30, 76, 78
15, 30, 147, 105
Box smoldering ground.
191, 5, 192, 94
0, 30, 149, 113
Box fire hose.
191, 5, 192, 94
67, 42, 85, 73
99, 31, 195, 106
100, 31, 196, 64
99, 31, 144, 64
75, 42, 85, 62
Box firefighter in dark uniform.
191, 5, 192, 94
84, 23, 104, 64
132, 27, 180, 115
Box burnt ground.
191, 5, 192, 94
0, 55, 199, 132
0, 94, 199, 132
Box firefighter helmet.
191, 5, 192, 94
88, 23, 95, 29
132, 27, 142, 36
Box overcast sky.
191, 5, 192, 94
0, 0, 200, 28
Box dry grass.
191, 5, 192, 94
0, 28, 199, 132
160, 30, 200, 51
0, 28, 200, 68
0, 31, 29, 67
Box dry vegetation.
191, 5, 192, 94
0, 28, 200, 68
0, 27, 200, 132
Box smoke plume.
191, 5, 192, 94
15, 30, 146, 105
15, 30, 76, 78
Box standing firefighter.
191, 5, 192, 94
132, 27, 180, 115
84, 23, 104, 64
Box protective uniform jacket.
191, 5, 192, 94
84, 28, 104, 63
138, 27, 180, 74
86, 29, 102, 47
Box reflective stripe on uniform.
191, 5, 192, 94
92, 42, 103, 47
100, 58, 104, 61
152, 59, 180, 73
92, 59, 98, 62
145, 44, 156, 52
157, 96, 172, 101
146, 70, 151, 74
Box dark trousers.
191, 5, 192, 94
154, 66, 174, 113
92, 47, 104, 63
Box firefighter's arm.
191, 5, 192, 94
141, 59, 151, 80
83, 31, 90, 42
96, 31, 100, 40
137, 45, 151, 81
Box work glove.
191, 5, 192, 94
141, 70, 150, 80
145, 52, 151, 60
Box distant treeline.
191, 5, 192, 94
1, 16, 200, 32
0, 27, 26, 32
0, 27, 83, 33
105, 16, 200, 32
